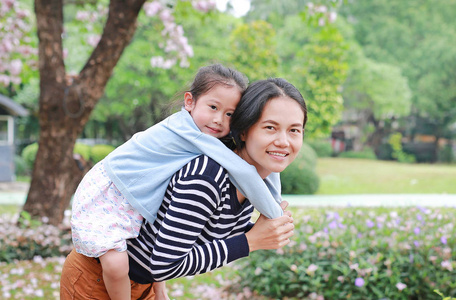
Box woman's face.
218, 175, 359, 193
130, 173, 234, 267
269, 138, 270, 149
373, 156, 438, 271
239, 96, 304, 179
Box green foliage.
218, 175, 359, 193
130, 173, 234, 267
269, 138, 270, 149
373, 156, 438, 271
295, 142, 318, 170
280, 143, 320, 194
73, 143, 91, 161
437, 145, 455, 164
228, 20, 279, 82
342, 50, 412, 119
338, 148, 376, 160
277, 15, 349, 138
281, 165, 319, 195
435, 290, 456, 300
21, 143, 39, 169
21, 142, 91, 168
14, 155, 30, 176
90, 144, 115, 164
388, 133, 416, 163
340, 0, 456, 140
235, 206, 456, 299
306, 139, 333, 157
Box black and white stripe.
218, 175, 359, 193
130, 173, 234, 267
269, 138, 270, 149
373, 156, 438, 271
127, 155, 253, 284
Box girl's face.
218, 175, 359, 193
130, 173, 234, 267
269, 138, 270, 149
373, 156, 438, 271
185, 84, 241, 139
239, 96, 304, 179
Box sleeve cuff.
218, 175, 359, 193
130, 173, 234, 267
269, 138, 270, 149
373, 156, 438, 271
224, 234, 250, 263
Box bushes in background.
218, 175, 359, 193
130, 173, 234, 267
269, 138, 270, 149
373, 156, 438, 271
90, 144, 116, 164
338, 147, 377, 160
306, 139, 333, 157
281, 143, 320, 194
19, 142, 115, 173
234, 206, 456, 299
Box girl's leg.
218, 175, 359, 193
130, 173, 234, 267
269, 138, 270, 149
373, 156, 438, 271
99, 250, 131, 300
153, 281, 169, 300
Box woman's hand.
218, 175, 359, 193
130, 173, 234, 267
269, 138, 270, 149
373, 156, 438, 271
245, 201, 294, 252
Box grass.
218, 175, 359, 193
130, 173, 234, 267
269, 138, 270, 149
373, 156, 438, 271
316, 158, 456, 194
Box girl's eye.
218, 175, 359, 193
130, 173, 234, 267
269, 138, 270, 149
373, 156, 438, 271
265, 126, 275, 130
226, 112, 233, 117
210, 105, 217, 110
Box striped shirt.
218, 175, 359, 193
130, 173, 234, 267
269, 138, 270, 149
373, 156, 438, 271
127, 155, 254, 284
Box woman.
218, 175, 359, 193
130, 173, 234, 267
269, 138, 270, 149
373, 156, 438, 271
61, 78, 307, 299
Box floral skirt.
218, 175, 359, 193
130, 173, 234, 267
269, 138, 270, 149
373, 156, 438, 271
71, 161, 143, 257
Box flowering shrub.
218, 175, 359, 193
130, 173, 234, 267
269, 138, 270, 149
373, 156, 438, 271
0, 212, 73, 262
235, 206, 456, 299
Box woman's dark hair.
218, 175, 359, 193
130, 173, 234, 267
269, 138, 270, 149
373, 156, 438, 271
230, 78, 307, 150
189, 64, 249, 101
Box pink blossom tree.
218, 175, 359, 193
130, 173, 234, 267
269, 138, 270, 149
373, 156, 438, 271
0, 0, 214, 225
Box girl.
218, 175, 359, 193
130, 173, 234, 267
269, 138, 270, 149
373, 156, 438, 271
60, 77, 307, 298
63, 65, 284, 299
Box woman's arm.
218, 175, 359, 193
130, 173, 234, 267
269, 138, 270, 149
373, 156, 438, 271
149, 169, 252, 281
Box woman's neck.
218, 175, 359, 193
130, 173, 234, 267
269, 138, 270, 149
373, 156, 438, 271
234, 148, 271, 180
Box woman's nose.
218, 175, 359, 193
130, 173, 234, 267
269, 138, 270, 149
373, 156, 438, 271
274, 131, 290, 147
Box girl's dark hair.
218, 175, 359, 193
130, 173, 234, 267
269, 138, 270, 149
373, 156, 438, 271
230, 78, 307, 150
189, 64, 249, 101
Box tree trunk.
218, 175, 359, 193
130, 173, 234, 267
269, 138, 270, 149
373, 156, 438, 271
23, 0, 146, 226
366, 113, 388, 156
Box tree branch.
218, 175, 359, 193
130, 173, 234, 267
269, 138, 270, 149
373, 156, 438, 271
78, 0, 146, 111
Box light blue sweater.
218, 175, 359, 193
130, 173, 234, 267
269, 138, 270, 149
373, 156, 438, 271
104, 109, 283, 223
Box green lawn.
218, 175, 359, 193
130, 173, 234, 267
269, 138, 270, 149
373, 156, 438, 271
316, 157, 456, 194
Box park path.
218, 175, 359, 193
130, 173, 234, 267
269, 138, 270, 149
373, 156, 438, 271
1, 181, 456, 207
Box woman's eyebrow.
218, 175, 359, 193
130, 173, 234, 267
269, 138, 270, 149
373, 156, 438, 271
261, 120, 303, 127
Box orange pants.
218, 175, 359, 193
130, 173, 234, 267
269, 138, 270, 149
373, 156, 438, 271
60, 249, 155, 299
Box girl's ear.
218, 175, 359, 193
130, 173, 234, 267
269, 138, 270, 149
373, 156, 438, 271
184, 92, 194, 112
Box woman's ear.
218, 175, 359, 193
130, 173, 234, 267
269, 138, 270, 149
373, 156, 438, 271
240, 131, 246, 142
184, 92, 194, 112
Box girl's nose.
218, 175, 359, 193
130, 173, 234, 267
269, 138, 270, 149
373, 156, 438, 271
213, 112, 223, 124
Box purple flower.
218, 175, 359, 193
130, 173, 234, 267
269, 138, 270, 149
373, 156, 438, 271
355, 277, 365, 287
416, 214, 423, 221
329, 220, 338, 229
414, 227, 420, 235
441, 236, 447, 245
417, 205, 428, 213
414, 241, 420, 247
366, 220, 374, 228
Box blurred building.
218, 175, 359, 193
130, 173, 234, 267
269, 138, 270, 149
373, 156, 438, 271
0, 94, 28, 182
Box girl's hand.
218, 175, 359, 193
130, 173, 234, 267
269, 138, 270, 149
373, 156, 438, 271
245, 201, 294, 252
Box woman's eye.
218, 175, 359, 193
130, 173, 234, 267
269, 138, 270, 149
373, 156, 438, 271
210, 105, 217, 110
290, 128, 302, 134
226, 112, 233, 117
265, 126, 275, 130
